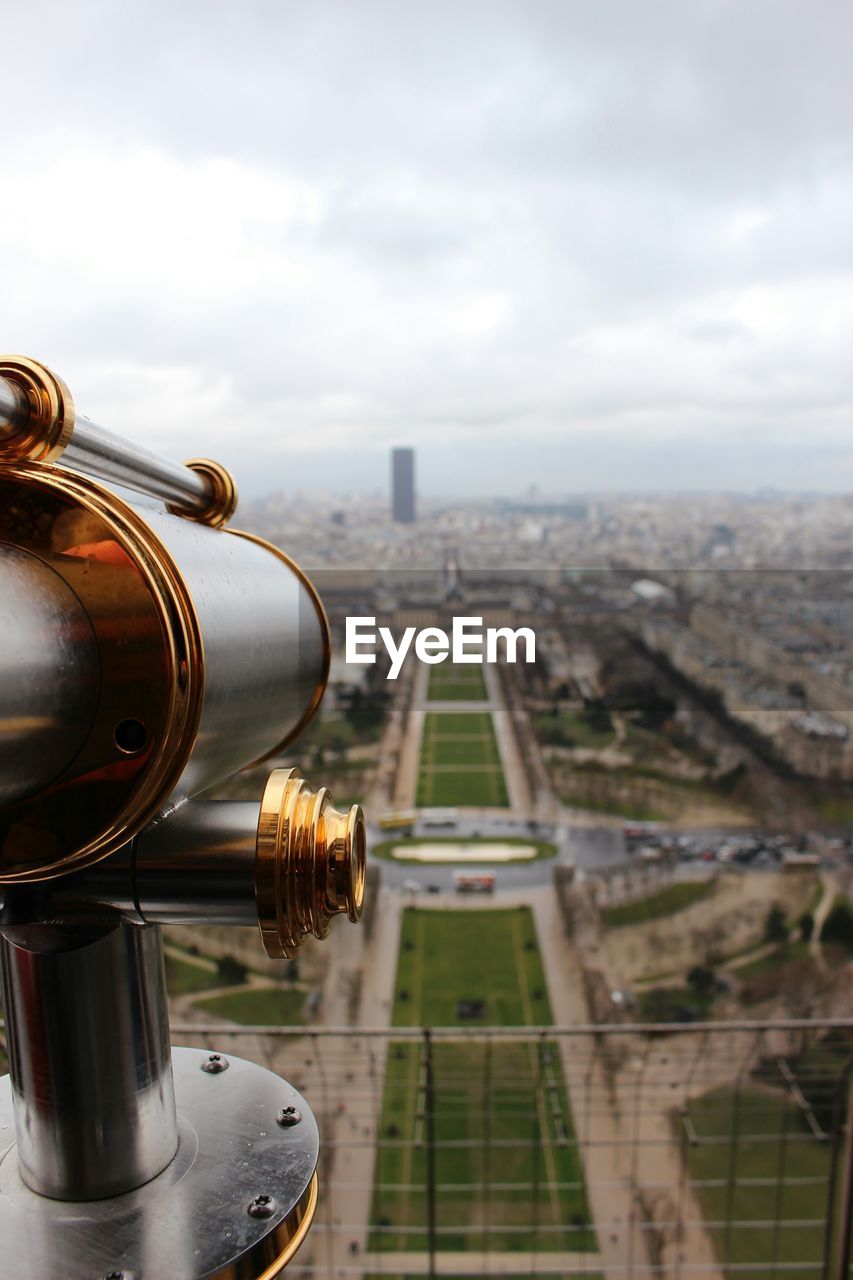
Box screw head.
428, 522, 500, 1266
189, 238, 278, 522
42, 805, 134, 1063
201, 1053, 229, 1074
276, 1105, 302, 1127
248, 1192, 277, 1219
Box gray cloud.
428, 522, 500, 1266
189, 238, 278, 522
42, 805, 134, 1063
1, 0, 852, 494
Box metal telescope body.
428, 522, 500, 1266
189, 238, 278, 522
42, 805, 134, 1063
0, 356, 366, 1278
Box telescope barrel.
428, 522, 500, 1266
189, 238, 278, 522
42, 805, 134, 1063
0, 362, 236, 525
0, 545, 100, 806
0, 464, 331, 884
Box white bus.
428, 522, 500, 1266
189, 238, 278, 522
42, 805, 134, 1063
421, 808, 459, 828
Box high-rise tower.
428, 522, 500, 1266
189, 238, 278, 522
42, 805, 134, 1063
391, 446, 416, 523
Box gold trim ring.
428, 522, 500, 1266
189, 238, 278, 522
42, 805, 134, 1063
170, 457, 239, 528
205, 1172, 318, 1280
250, 1173, 319, 1280
0, 356, 75, 464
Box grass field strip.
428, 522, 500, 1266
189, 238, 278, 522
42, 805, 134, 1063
417, 706, 510, 808
510, 913, 565, 1237
417, 667, 510, 808
424, 765, 504, 773
427, 665, 490, 702
371, 908, 597, 1253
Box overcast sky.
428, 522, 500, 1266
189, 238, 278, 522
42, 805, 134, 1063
2, 1, 852, 496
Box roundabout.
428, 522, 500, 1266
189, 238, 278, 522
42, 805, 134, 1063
372, 833, 558, 864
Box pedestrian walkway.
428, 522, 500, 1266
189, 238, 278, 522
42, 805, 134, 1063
312, 888, 403, 1274
529, 887, 722, 1280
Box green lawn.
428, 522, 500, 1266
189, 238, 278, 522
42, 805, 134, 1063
194, 986, 305, 1025
558, 761, 751, 823
372, 835, 557, 864
417, 711, 509, 808
165, 953, 221, 996
534, 707, 615, 750
393, 907, 552, 1026
559, 780, 666, 822
427, 663, 489, 702
814, 794, 853, 824
371, 908, 596, 1254
735, 939, 812, 980
638, 984, 717, 1022
601, 878, 716, 927
786, 1032, 853, 1132
682, 1085, 840, 1279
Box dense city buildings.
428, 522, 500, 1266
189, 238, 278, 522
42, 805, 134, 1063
168, 483, 853, 1277
242, 487, 853, 790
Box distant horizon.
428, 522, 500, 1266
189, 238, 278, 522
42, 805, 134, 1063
220, 435, 853, 504
244, 481, 852, 506
235, 439, 853, 505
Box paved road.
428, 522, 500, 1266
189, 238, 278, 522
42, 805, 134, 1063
312, 886, 403, 1275
484, 660, 533, 816
528, 885, 722, 1279
370, 813, 826, 892
371, 815, 626, 892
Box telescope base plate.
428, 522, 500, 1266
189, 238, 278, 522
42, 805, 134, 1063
0, 1046, 319, 1279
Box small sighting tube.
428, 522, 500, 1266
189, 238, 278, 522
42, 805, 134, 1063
0, 362, 235, 524
0, 374, 28, 439
63, 413, 212, 515
0, 921, 177, 1200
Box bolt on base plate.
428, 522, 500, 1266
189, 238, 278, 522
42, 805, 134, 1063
0, 1047, 319, 1279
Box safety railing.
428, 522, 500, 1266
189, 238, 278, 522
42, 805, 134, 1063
162, 1019, 853, 1280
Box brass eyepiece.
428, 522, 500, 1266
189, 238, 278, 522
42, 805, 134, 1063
255, 768, 366, 959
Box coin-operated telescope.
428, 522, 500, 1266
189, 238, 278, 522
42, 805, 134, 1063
0, 356, 366, 1278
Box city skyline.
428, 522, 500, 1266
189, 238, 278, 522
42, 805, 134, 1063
240, 435, 853, 501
